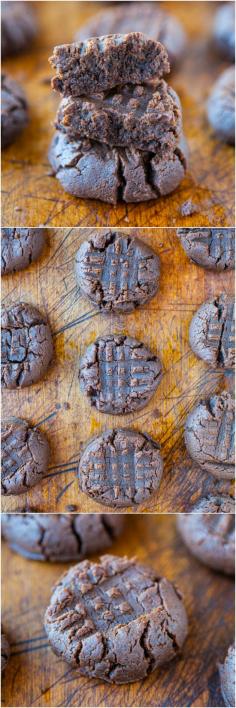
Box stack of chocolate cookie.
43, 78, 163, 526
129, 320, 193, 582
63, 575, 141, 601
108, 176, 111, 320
49, 32, 187, 204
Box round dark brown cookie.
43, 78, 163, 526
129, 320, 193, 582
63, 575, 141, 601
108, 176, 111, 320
184, 392, 235, 480
1, 628, 10, 673
1, 1, 37, 58
79, 334, 162, 414
207, 67, 235, 145
76, 2, 186, 69
50, 33, 170, 98
49, 131, 187, 204
1, 228, 46, 275
219, 644, 235, 707
189, 294, 235, 369
56, 81, 182, 153
78, 429, 163, 508
1, 302, 54, 389
177, 513, 235, 575
213, 2, 235, 62
1, 417, 50, 496
177, 228, 235, 271
75, 231, 160, 313
2, 72, 29, 149
1, 513, 124, 561
44, 554, 188, 684
188, 495, 235, 514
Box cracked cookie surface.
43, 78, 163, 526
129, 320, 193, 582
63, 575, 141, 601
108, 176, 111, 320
207, 66, 235, 145
1, 417, 50, 495
44, 554, 188, 683
177, 228, 235, 271
1, 72, 28, 148
49, 131, 186, 204
1, 228, 46, 275
189, 294, 235, 369
1, 302, 54, 389
56, 81, 182, 152
1, 513, 124, 560
76, 2, 186, 69
188, 495, 235, 514
79, 334, 162, 414
184, 392, 235, 480
1, 628, 10, 673
75, 231, 160, 313
1, 1, 37, 57
50, 32, 169, 98
177, 512, 235, 575
219, 644, 235, 708
78, 429, 163, 508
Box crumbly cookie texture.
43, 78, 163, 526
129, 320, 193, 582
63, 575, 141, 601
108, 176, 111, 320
50, 33, 170, 97
1, 302, 54, 389
44, 554, 188, 684
75, 231, 160, 313
78, 429, 163, 508
1, 513, 124, 560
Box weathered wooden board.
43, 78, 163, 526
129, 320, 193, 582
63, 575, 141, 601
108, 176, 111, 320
1, 228, 234, 513
1, 1, 235, 227
1, 514, 234, 707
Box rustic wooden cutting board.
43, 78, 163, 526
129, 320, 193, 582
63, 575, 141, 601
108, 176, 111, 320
1, 514, 234, 707
1, 1, 235, 227
2, 228, 234, 513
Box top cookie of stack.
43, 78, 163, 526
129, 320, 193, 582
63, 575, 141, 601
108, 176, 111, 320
49, 33, 186, 203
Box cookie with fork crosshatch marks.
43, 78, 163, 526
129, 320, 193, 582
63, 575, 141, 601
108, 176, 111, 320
44, 554, 188, 684
1, 302, 54, 389
1, 417, 50, 495
78, 429, 163, 508
75, 231, 160, 313
79, 334, 162, 414
184, 392, 235, 480
189, 294, 235, 369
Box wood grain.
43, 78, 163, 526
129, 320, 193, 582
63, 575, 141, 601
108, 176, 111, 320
1, 228, 234, 513
1, 514, 235, 707
1, 1, 235, 228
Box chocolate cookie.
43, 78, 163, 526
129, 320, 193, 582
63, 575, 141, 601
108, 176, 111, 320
2, 72, 28, 149
76, 2, 186, 69
1, 513, 124, 561
184, 392, 235, 480
79, 334, 162, 414
1, 417, 50, 495
75, 231, 160, 313
78, 429, 163, 508
1, 1, 37, 58
50, 33, 169, 98
189, 495, 235, 514
177, 513, 235, 575
207, 67, 235, 145
177, 228, 235, 271
213, 2, 235, 62
55, 81, 182, 153
1, 302, 54, 389
1, 628, 10, 673
219, 644, 235, 707
48, 131, 187, 204
44, 554, 188, 683
189, 294, 235, 369
1, 228, 46, 275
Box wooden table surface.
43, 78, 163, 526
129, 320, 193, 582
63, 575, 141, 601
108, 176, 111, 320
2, 227, 235, 514
2, 514, 235, 707
1, 1, 235, 228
